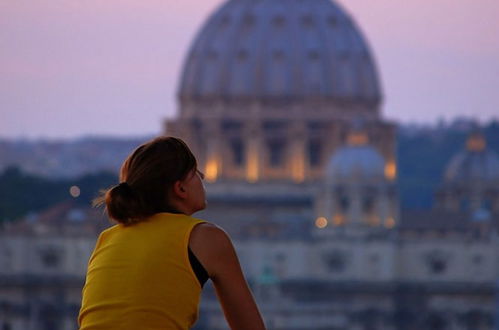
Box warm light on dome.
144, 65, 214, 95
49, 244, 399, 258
247, 147, 259, 183
384, 217, 396, 229
69, 186, 80, 198
466, 134, 486, 152
367, 214, 380, 226
385, 161, 397, 180
315, 217, 328, 229
333, 214, 344, 226
205, 158, 218, 182
347, 132, 368, 146
292, 155, 305, 183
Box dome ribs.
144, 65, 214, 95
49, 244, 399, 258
217, 2, 249, 99
228, 4, 258, 98
313, 7, 336, 98
249, 0, 270, 101
264, 0, 292, 98
180, 1, 232, 98
178, 0, 382, 108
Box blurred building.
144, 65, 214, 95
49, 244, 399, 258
1, 0, 499, 330
0, 202, 108, 330
164, 0, 499, 329
2, 132, 496, 330
0, 137, 146, 179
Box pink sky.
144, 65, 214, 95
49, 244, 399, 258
1, 0, 498, 138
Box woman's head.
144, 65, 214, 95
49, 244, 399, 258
97, 136, 205, 224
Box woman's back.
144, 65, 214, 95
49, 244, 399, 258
78, 137, 265, 330
78, 213, 205, 330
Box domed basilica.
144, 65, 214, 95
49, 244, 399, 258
166, 0, 396, 185
165, 0, 499, 329
0, 0, 497, 330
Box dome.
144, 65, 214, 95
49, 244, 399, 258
445, 132, 499, 183
445, 150, 499, 183
179, 0, 382, 106
327, 145, 385, 181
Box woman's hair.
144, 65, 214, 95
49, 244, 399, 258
95, 136, 197, 225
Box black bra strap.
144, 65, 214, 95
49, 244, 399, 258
188, 247, 209, 287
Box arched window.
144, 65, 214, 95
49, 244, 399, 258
267, 140, 286, 167
482, 199, 492, 211
460, 198, 469, 212
308, 140, 322, 167
362, 197, 374, 213
40, 304, 59, 330
230, 139, 245, 167
38, 246, 62, 269
339, 196, 349, 212
425, 313, 447, 330
425, 251, 447, 275
323, 251, 347, 273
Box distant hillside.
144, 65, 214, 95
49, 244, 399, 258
0, 167, 117, 223
0, 120, 498, 222
0, 136, 152, 178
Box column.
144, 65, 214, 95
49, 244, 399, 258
289, 121, 306, 183
204, 120, 222, 182
245, 120, 262, 183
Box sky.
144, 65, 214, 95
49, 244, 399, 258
0, 0, 498, 139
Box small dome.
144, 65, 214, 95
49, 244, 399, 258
178, 0, 381, 106
445, 131, 499, 183
327, 145, 385, 181
445, 150, 499, 183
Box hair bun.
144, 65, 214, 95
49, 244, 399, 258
113, 182, 135, 199
94, 136, 197, 225
116, 182, 132, 192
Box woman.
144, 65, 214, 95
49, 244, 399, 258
78, 136, 266, 330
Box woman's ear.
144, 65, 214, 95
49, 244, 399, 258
172, 180, 188, 199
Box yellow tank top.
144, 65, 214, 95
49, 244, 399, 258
78, 213, 206, 330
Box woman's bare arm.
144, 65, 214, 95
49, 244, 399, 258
189, 223, 266, 330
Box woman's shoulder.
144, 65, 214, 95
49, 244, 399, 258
189, 223, 235, 276
190, 222, 230, 245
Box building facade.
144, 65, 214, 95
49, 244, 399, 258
1, 0, 498, 329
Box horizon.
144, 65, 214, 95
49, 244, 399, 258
1, 116, 497, 142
